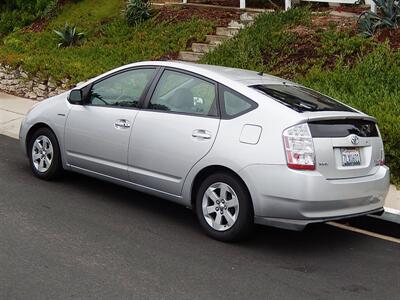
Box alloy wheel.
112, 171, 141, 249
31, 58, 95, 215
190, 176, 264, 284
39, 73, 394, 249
31, 135, 54, 173
202, 182, 240, 231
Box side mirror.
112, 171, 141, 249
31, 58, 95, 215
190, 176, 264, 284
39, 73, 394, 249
68, 89, 83, 104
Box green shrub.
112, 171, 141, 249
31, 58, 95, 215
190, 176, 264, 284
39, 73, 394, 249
41, 0, 60, 19
124, 0, 152, 26
53, 23, 84, 47
0, 0, 61, 37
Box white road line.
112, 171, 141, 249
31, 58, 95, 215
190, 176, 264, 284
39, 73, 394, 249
327, 221, 400, 244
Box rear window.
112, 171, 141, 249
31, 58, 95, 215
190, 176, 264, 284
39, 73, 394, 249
251, 84, 355, 113
308, 119, 379, 137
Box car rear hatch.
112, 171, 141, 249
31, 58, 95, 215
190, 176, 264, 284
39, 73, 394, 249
250, 84, 384, 179
305, 112, 383, 179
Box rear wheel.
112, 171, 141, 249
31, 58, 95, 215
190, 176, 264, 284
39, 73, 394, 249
28, 127, 62, 180
195, 172, 254, 242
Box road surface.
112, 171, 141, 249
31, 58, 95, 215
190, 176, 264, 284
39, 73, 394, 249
0, 134, 399, 299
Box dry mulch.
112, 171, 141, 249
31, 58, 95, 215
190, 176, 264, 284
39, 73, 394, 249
155, 6, 241, 27
375, 27, 400, 49
156, 52, 180, 61
201, 0, 280, 9
312, 14, 357, 31
335, 5, 367, 14
24, 18, 49, 33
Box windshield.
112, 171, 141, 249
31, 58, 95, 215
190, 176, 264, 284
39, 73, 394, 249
251, 84, 355, 113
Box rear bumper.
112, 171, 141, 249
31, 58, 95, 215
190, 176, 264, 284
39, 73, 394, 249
239, 165, 390, 230
254, 208, 384, 231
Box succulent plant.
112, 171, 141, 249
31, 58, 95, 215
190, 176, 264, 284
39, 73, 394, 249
53, 22, 84, 48
357, 0, 400, 36
124, 0, 152, 26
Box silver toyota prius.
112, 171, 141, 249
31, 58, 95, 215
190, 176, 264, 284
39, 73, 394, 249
20, 61, 390, 241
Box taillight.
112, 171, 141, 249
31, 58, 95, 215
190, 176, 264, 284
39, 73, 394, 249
380, 148, 385, 166
283, 123, 315, 170
376, 125, 385, 166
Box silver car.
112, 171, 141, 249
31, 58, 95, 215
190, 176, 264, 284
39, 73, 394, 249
20, 61, 390, 241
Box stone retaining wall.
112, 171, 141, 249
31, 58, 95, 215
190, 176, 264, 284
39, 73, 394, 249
0, 64, 67, 100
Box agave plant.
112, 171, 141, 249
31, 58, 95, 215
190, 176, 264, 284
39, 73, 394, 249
357, 0, 400, 36
124, 0, 152, 26
53, 22, 84, 48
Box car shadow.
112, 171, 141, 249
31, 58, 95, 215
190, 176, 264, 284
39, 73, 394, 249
56, 170, 374, 254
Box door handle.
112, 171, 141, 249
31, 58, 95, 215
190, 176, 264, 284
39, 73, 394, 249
114, 119, 131, 129
192, 129, 212, 139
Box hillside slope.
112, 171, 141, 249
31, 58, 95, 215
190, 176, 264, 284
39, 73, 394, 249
0, 0, 214, 82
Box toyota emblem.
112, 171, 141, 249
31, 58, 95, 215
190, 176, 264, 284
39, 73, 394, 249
351, 135, 360, 145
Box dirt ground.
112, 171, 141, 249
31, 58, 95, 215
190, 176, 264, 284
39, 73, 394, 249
155, 6, 241, 27
376, 27, 400, 49
200, 0, 281, 9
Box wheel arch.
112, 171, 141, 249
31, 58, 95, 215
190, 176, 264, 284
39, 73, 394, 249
25, 122, 57, 154
190, 165, 253, 211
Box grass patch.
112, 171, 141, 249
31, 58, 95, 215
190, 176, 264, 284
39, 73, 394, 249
202, 8, 400, 185
201, 8, 312, 71
0, 0, 214, 82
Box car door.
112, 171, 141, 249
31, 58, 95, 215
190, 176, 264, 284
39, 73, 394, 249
128, 69, 220, 195
65, 68, 156, 180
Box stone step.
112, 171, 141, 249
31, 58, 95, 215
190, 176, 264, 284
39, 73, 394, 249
205, 34, 230, 45
240, 12, 260, 22
216, 27, 240, 37
228, 20, 246, 29
192, 43, 217, 53
151, 0, 179, 3
178, 51, 204, 62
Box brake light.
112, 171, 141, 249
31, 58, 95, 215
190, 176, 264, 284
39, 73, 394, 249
380, 148, 385, 166
283, 123, 315, 170
377, 126, 385, 166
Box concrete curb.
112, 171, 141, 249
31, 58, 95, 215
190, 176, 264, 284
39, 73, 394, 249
369, 210, 400, 225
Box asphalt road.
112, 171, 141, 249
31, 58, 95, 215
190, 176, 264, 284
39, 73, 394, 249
1, 134, 399, 300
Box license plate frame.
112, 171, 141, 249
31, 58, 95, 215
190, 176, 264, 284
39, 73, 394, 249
341, 148, 361, 167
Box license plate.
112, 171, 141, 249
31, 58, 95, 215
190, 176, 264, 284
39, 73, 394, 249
341, 148, 361, 167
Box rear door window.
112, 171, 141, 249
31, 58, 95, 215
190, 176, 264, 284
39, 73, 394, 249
148, 70, 218, 116
251, 84, 355, 113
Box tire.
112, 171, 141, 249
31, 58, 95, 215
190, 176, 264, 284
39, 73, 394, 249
195, 172, 254, 242
28, 127, 63, 180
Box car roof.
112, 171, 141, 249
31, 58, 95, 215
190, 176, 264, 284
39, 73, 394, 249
124, 61, 289, 86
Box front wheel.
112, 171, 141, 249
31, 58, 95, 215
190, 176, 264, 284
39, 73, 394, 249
28, 127, 63, 180
195, 172, 254, 242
